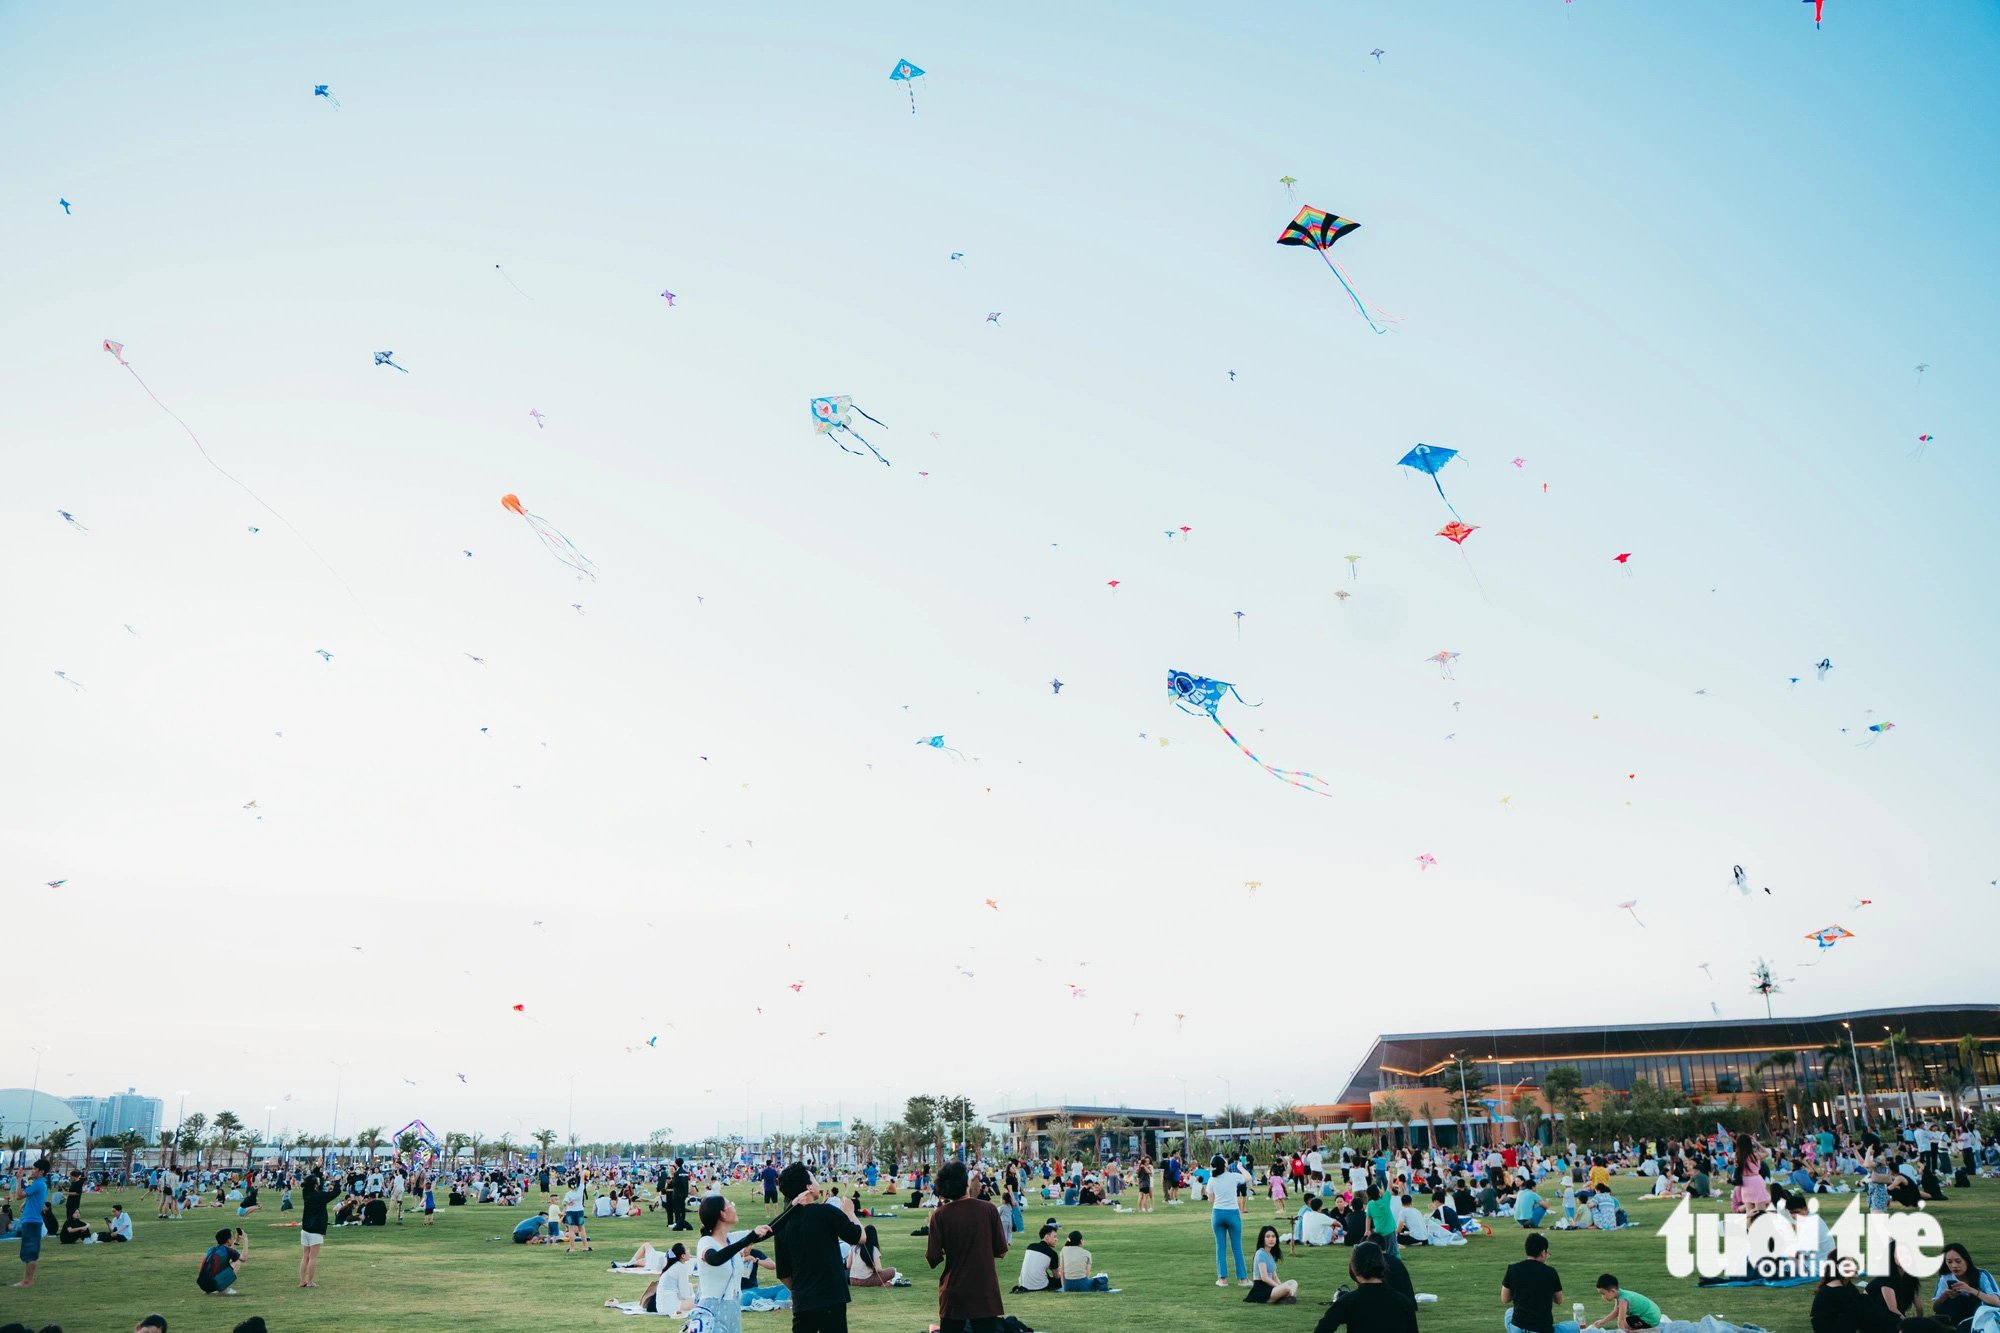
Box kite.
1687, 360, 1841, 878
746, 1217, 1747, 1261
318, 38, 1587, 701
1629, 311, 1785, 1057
949, 252, 965, 265
1244, 880, 1262, 893
1066, 984, 1087, 999
1789, 677, 1800, 689
889, 58, 925, 113
647, 1036, 658, 1047
1276, 205, 1396, 333
1425, 650, 1460, 679
53, 671, 84, 690
984, 898, 999, 911
1912, 434, 1933, 459
464, 654, 485, 665
1617, 899, 1646, 928
1816, 658, 1833, 681
1857, 721, 1895, 747
491, 264, 532, 299
1613, 552, 1632, 564
374, 350, 408, 373
104, 338, 368, 615
1278, 175, 1297, 195
1050, 678, 1063, 694
529, 409, 545, 428
1234, 610, 1246, 636
59, 198, 71, 215
810, 395, 890, 465
1415, 853, 1436, 871
1370, 48, 1385, 60
1344, 554, 1361, 579
1437, 521, 1479, 545
1228, 370, 1236, 380
1333, 589, 1351, 602
1711, 1002, 1722, 1017
1699, 962, 1713, 979
57, 510, 89, 534
986, 311, 1001, 323
1806, 924, 1854, 950
1852, 898, 1872, 909
242, 800, 259, 811
1511, 457, 1526, 468
1398, 444, 1468, 521
788, 981, 804, 992
1167, 669, 1331, 795
918, 734, 965, 759
314, 84, 340, 108
512, 1003, 526, 1012
1803, 0, 1823, 26
45, 880, 65, 889
500, 493, 597, 580
660, 290, 676, 306
1106, 579, 1120, 592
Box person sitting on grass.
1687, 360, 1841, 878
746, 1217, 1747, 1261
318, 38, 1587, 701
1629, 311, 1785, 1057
511, 1212, 559, 1245
1582, 1274, 1661, 1330
1012, 1222, 1060, 1292
1058, 1229, 1113, 1292
1312, 1240, 1417, 1333
1246, 1225, 1299, 1305
98, 1205, 133, 1243
1587, 1184, 1621, 1231
196, 1227, 245, 1296
1292, 1195, 1337, 1250
1515, 1183, 1548, 1229
58, 1211, 93, 1245
847, 1224, 904, 1286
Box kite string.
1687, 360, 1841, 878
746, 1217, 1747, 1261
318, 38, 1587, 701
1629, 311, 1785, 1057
1318, 248, 1388, 335
120, 362, 383, 631
1214, 717, 1332, 797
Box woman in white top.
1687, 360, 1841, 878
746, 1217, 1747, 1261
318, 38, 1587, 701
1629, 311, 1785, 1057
846, 1223, 902, 1286
1209, 1153, 1249, 1286
694, 1196, 769, 1333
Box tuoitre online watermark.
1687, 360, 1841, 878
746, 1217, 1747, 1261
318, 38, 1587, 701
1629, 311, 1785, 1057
1655, 1196, 1945, 1280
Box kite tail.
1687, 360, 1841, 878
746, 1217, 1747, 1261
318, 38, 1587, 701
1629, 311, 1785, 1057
1457, 546, 1491, 603
1429, 473, 1464, 522
1329, 259, 1405, 326
526, 514, 598, 581
119, 362, 381, 628
850, 405, 888, 429
839, 425, 890, 466
1226, 686, 1263, 709
1318, 248, 1388, 335
1214, 718, 1332, 797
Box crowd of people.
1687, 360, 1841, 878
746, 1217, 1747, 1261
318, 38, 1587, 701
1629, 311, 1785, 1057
3, 1111, 1997, 1332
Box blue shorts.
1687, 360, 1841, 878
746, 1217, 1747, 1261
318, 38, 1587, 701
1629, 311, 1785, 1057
18, 1222, 43, 1263
564, 1210, 584, 1227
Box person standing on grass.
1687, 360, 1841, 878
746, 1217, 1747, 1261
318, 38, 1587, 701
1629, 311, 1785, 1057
8, 1158, 50, 1288
771, 1163, 863, 1333
297, 1168, 338, 1288
925, 1159, 1009, 1332
1210, 1153, 1250, 1286
695, 1193, 772, 1333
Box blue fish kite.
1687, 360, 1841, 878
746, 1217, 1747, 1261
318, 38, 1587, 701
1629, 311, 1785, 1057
1167, 669, 1330, 795
917, 734, 964, 759
1397, 444, 1466, 522
889, 59, 925, 113
374, 350, 408, 373
59, 198, 72, 215
314, 84, 341, 108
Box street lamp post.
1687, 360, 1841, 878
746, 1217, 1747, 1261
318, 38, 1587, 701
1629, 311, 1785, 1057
26, 1046, 48, 1145
1454, 1053, 1473, 1156
1220, 1078, 1234, 1142
1175, 1076, 1193, 1160
329, 1061, 348, 1163
172, 1091, 190, 1171
1842, 1023, 1870, 1130
1884, 1028, 1912, 1122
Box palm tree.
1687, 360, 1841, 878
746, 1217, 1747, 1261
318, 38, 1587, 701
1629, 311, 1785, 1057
354, 1125, 386, 1166
1046, 1114, 1075, 1162
1375, 1093, 1409, 1150
1959, 1035, 1989, 1117
533, 1128, 558, 1163
154, 1129, 174, 1169
1269, 1100, 1307, 1147
177, 1113, 207, 1167
1510, 1091, 1545, 1147
40, 1122, 79, 1160
2, 1134, 26, 1169
492, 1133, 517, 1165
210, 1111, 244, 1168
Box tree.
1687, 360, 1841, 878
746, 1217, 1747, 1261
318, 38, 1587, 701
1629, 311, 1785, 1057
1216, 1104, 1248, 1137
1959, 1035, 1989, 1117
177, 1113, 207, 1166
354, 1126, 386, 1165
847, 1119, 877, 1164
1046, 1113, 1075, 1161
1375, 1093, 1409, 1150
397, 1131, 422, 1164
1269, 1100, 1306, 1147
1541, 1066, 1585, 1126
40, 1122, 79, 1159
1510, 1091, 1545, 1147
532, 1128, 558, 1163
210, 1110, 244, 1168
154, 1129, 174, 1168
493, 1133, 517, 1164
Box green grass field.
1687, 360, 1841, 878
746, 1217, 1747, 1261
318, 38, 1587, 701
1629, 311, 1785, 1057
7, 1180, 1997, 1332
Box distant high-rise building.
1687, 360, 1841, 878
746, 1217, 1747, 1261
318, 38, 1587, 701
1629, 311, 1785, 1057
62, 1088, 162, 1142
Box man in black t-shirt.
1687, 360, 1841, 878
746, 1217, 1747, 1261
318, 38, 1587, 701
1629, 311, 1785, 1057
1503, 1232, 1578, 1333
772, 1164, 863, 1333
666, 1159, 692, 1231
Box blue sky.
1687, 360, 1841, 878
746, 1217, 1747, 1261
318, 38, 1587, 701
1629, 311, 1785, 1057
3, 0, 1996, 1141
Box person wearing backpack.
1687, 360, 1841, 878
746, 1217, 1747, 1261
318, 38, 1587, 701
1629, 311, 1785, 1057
197, 1226, 246, 1295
